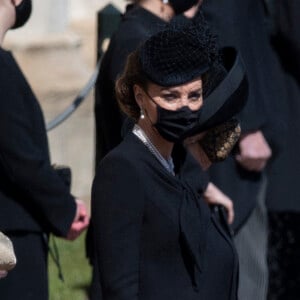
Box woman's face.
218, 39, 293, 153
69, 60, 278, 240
134, 77, 203, 123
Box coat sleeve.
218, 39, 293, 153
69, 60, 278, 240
0, 65, 76, 237
91, 155, 144, 300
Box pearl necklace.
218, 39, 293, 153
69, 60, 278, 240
133, 124, 175, 175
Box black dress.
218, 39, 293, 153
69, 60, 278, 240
94, 5, 167, 164
91, 132, 238, 300
0, 48, 76, 300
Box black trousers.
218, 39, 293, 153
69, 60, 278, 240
268, 212, 300, 300
0, 231, 48, 300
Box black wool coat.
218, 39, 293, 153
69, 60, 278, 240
0, 48, 76, 236
94, 6, 166, 164
272, 0, 300, 85
201, 0, 286, 231
91, 132, 238, 300
265, 0, 300, 212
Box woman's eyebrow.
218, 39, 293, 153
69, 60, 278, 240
189, 88, 203, 93
159, 87, 179, 92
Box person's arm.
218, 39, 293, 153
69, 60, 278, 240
92, 155, 144, 300
0, 67, 77, 237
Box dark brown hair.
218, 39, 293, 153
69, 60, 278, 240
115, 50, 149, 121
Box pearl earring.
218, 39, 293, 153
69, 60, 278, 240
163, 0, 169, 3
140, 109, 145, 119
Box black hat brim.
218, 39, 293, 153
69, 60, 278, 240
184, 47, 249, 137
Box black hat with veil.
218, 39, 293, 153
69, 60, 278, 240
137, 12, 248, 135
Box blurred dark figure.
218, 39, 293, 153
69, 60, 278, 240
265, 1, 300, 299
202, 1, 286, 299
0, 1, 89, 299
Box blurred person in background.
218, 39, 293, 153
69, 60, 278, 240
265, 0, 300, 298
202, 0, 287, 299
0, 1, 89, 299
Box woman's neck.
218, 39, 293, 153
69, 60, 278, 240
138, 0, 175, 22
137, 119, 174, 159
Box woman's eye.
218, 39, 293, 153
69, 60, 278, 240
162, 94, 177, 102
189, 93, 202, 102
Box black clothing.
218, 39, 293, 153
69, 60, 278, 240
95, 6, 166, 164
138, 17, 216, 87
272, 0, 300, 85
268, 212, 300, 300
265, 2, 300, 298
0, 48, 76, 235
91, 132, 238, 300
265, 0, 300, 212
0, 232, 48, 299
169, 0, 198, 15
202, 0, 285, 231
0, 48, 76, 299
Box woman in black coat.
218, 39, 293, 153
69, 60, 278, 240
91, 21, 241, 300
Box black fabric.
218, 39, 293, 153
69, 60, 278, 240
11, 0, 32, 29
186, 47, 248, 136
90, 132, 238, 300
0, 232, 48, 300
169, 0, 198, 15
202, 0, 286, 231
0, 48, 76, 236
271, 0, 300, 85
149, 99, 202, 143
265, 0, 300, 212
94, 6, 166, 164
138, 19, 216, 87
268, 212, 300, 299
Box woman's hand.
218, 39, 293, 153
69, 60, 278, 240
203, 182, 234, 224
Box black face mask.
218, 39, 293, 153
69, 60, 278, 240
11, 0, 32, 29
145, 92, 202, 143
155, 105, 202, 143
169, 0, 199, 15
